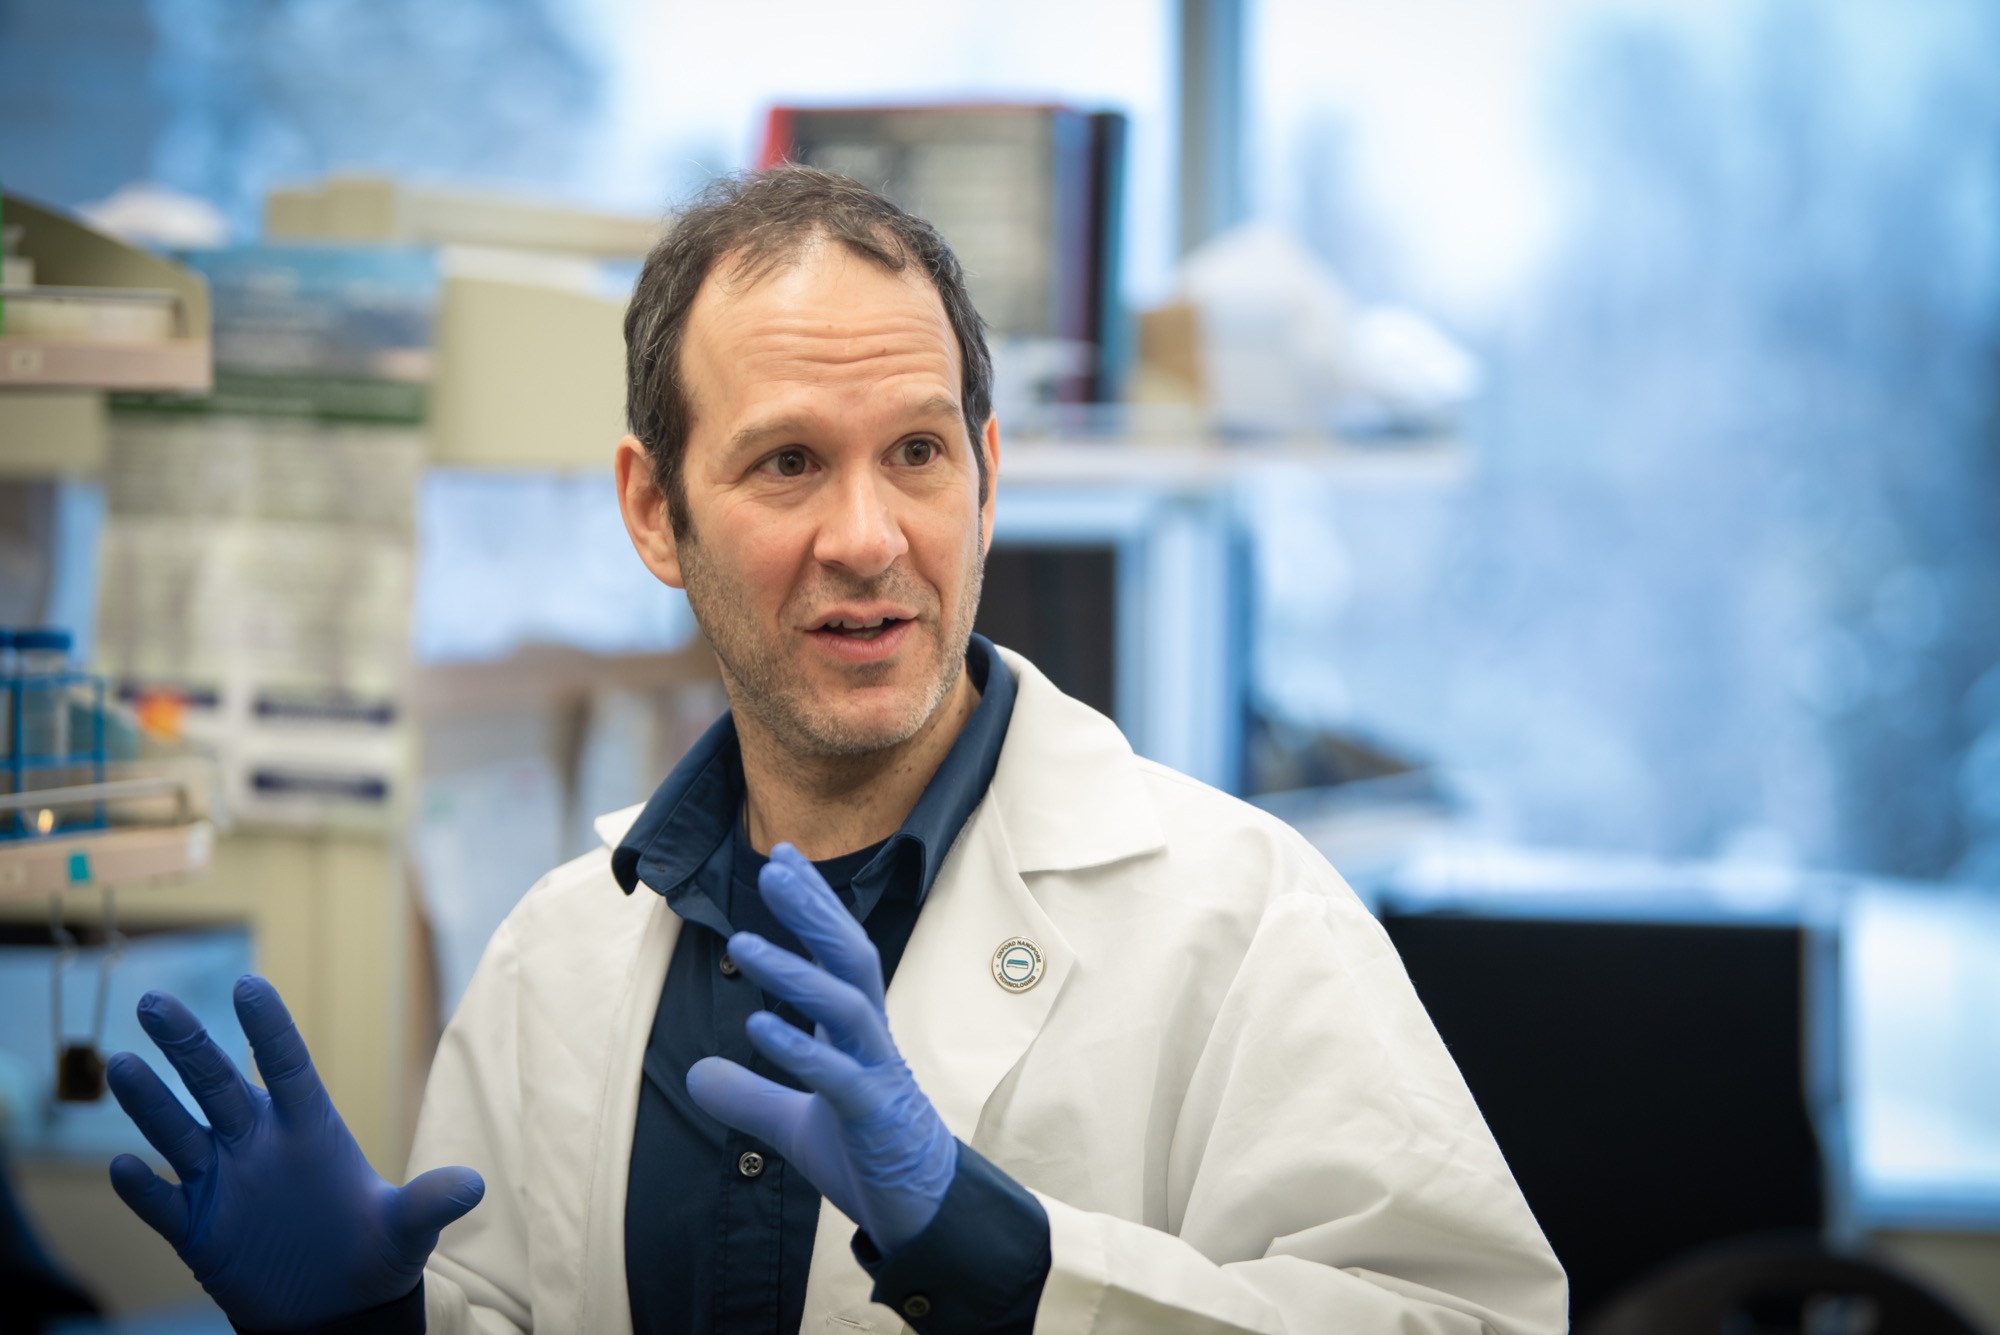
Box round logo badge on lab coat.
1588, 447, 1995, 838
992, 937, 1045, 993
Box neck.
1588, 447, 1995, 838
735, 665, 980, 860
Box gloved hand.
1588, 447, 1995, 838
687, 843, 958, 1254
106, 975, 485, 1332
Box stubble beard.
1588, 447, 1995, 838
679, 531, 985, 760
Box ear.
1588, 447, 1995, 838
615, 435, 685, 589
978, 413, 1000, 553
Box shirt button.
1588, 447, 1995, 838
737, 1150, 765, 1179
902, 1294, 933, 1319
719, 951, 739, 977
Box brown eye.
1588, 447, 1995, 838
900, 439, 938, 466
772, 449, 807, 477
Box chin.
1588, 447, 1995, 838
743, 656, 957, 758
785, 696, 936, 758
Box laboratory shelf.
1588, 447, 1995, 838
1000, 407, 1472, 495
264, 174, 664, 255
0, 816, 215, 902
0, 328, 211, 393
1, 192, 213, 475
0, 194, 212, 398
0, 770, 219, 900
1000, 433, 1470, 491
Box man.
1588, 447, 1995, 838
105, 168, 1566, 1334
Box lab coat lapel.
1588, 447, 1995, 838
801, 798, 1075, 1331
525, 802, 674, 1335
886, 795, 1073, 1138
883, 646, 1164, 1134
986, 646, 1165, 876
756, 651, 1172, 1329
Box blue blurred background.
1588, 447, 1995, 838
8, 0, 1998, 880
4, 0, 2000, 1329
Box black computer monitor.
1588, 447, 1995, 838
1379, 912, 1825, 1322
974, 543, 1117, 720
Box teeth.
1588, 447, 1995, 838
827, 616, 889, 630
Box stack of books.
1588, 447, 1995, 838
763, 105, 1128, 405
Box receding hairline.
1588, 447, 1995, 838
678, 236, 969, 447
704, 219, 922, 296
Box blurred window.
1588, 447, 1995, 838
414, 471, 697, 664
1243, 0, 2000, 883
1844, 883, 2000, 1226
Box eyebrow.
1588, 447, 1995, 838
723, 393, 964, 460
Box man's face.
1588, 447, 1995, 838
619, 239, 997, 758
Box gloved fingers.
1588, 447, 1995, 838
762, 846, 886, 1009
743, 1010, 879, 1121
725, 932, 897, 1066
391, 1165, 487, 1244
108, 1152, 190, 1247
136, 990, 261, 1142
685, 1055, 810, 1154
233, 975, 327, 1116
106, 1050, 215, 1182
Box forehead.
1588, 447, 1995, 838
680, 238, 963, 425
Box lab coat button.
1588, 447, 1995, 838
902, 1294, 933, 1319
737, 1150, 765, 1178
720, 951, 739, 977
992, 936, 1044, 992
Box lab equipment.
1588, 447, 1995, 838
687, 845, 957, 1254
15, 627, 73, 785
50, 885, 125, 1102
3, 627, 109, 838
0, 926, 248, 1160
1378, 899, 1824, 1323
106, 974, 485, 1331
0, 629, 13, 760
1, 620, 230, 1126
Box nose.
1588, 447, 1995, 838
811, 468, 908, 579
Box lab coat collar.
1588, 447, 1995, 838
984, 645, 1166, 874
594, 643, 1166, 877
594, 800, 647, 851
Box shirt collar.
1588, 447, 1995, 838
611, 634, 1017, 921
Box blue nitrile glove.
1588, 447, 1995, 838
105, 975, 485, 1332
686, 843, 958, 1254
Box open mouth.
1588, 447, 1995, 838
816, 615, 907, 642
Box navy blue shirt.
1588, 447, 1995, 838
610, 636, 1050, 1334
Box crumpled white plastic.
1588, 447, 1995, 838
1176, 221, 1479, 436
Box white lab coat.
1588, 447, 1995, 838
406, 647, 1567, 1334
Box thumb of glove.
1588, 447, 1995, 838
390, 1166, 486, 1249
